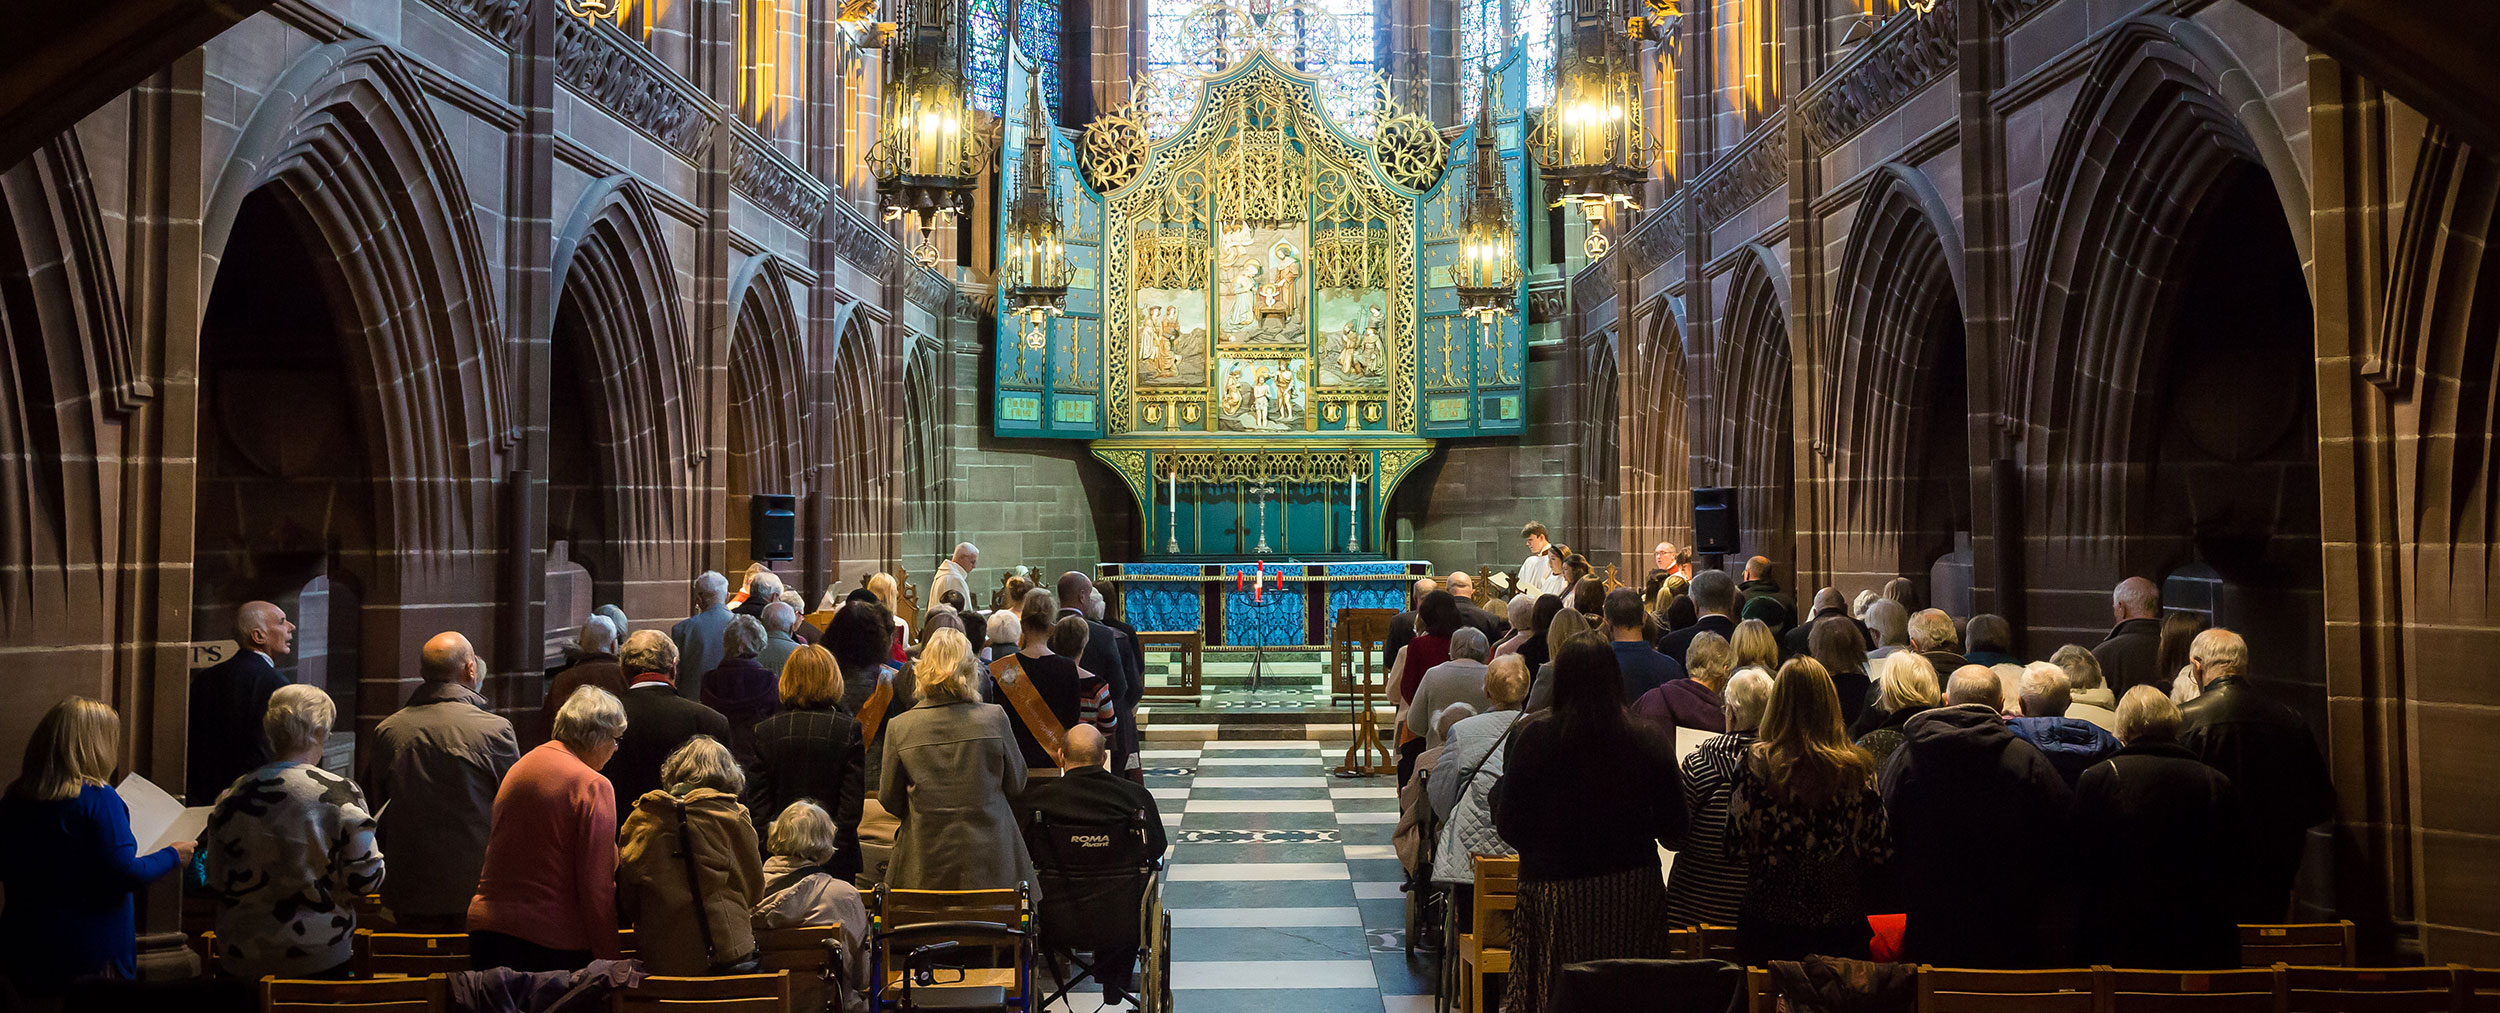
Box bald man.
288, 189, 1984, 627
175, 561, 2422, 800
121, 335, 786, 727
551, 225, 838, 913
2091, 576, 2166, 693
186, 601, 297, 799
1384, 577, 1437, 677
363, 631, 520, 931
1017, 724, 1165, 1002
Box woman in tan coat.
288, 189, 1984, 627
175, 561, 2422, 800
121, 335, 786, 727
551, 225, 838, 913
878, 628, 1035, 892
616, 735, 765, 975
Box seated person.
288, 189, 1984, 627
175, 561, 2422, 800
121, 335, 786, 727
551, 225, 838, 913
1018, 726, 1165, 1004
616, 735, 764, 975
753, 800, 870, 1012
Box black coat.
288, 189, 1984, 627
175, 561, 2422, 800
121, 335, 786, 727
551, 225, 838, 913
746, 703, 867, 880
610, 684, 734, 803
1491, 714, 1686, 882
1782, 609, 1875, 660
2074, 741, 2242, 969
186, 651, 288, 800
1019, 765, 1168, 859
1880, 705, 2075, 968
2091, 617, 2165, 694
1658, 614, 1738, 669
2179, 677, 2335, 920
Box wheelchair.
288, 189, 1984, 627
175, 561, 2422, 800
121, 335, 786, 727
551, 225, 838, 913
1021, 805, 1173, 1013
866, 882, 1037, 1012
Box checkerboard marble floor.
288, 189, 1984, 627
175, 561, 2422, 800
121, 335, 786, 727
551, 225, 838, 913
1087, 738, 1435, 1013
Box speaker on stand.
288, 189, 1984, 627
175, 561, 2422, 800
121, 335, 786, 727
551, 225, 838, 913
749, 494, 797, 562
1692, 487, 1738, 574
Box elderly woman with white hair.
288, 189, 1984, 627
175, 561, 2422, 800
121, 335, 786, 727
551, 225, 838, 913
1493, 595, 1538, 659
543, 613, 627, 739
880, 627, 1036, 892
202, 684, 385, 979
470, 685, 627, 971
1662, 667, 1775, 928
2074, 685, 2241, 968
617, 735, 765, 975
753, 800, 870, 1013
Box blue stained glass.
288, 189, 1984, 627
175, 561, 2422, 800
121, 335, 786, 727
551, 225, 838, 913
1522, 0, 1555, 108
1019, 0, 1062, 114
1462, 0, 1552, 119
967, 0, 1009, 114
1143, 0, 1375, 137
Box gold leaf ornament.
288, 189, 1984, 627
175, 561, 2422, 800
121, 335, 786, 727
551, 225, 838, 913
1082, 109, 1149, 192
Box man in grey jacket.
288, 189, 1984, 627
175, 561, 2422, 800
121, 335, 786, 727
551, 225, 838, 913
671, 570, 736, 699
362, 631, 521, 932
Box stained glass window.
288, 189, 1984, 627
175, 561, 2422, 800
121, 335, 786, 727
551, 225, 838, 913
966, 0, 1009, 114
1460, 0, 1556, 121
1143, 0, 1378, 137
1522, 0, 1556, 109
1020, 0, 1062, 116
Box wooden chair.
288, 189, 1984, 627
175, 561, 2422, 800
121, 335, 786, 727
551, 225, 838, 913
1693, 923, 1739, 963
614, 972, 792, 1013
263, 973, 448, 1013
755, 925, 849, 1013
2240, 921, 2357, 968
1744, 966, 1780, 1013
2457, 966, 2500, 1012
354, 930, 469, 978
2278, 965, 2464, 1013
1666, 926, 1695, 958
2100, 967, 2283, 1013
614, 927, 639, 961
1915, 967, 2099, 1013
869, 886, 1033, 1011
1456, 856, 1520, 1013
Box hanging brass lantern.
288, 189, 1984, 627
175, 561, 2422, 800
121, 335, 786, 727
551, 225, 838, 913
1455, 85, 1521, 320
1526, 5, 1654, 261
866, 0, 993, 267
1001, 75, 1071, 342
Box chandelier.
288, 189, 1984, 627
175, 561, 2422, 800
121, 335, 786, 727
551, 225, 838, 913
1001, 76, 1071, 342
1527, 8, 1655, 261
1454, 87, 1521, 321
867, 0, 993, 267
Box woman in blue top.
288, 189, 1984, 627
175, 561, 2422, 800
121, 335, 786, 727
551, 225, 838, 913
0, 697, 193, 995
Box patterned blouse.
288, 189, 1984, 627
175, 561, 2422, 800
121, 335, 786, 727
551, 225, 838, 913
1663, 730, 1754, 928
203, 762, 386, 978
1725, 758, 1889, 931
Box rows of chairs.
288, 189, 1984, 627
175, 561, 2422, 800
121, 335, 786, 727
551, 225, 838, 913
1438, 856, 2494, 1013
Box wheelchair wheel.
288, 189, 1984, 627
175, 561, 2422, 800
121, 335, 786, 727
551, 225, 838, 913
1151, 909, 1172, 1013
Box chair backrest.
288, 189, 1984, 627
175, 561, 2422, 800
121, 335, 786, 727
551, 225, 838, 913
263, 973, 448, 1013
2241, 921, 2357, 968
614, 972, 793, 1013
1024, 816, 1151, 953
2458, 966, 2500, 1013
2101, 967, 2282, 1013
872, 885, 1032, 969
354, 930, 469, 978
1471, 855, 1520, 951
2279, 965, 2463, 1013
754, 930, 844, 1013
1746, 966, 1779, 1013
1023, 810, 1158, 877
1917, 967, 2100, 1013
1694, 923, 1739, 962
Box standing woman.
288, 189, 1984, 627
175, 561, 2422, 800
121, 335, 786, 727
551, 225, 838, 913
469, 686, 628, 971
745, 645, 867, 880
880, 628, 1036, 892
1490, 638, 1685, 1013
1730, 619, 1782, 675
0, 698, 194, 996
1727, 657, 1890, 963
1809, 617, 1876, 727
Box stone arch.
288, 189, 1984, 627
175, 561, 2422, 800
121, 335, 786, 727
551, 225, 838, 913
1624, 298, 1692, 557
549, 176, 695, 617
900, 331, 946, 564
725, 254, 808, 570
2008, 15, 2309, 547
1580, 326, 1621, 565
1711, 244, 1794, 561
201, 41, 508, 566
1822, 163, 1971, 594
823, 313, 888, 576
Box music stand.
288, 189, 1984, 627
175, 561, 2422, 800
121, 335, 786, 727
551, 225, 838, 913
1331, 608, 1398, 777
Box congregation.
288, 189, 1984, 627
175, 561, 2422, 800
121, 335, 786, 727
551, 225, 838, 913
0, 527, 2340, 1013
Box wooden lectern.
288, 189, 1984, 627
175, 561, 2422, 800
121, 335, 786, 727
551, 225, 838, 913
1332, 607, 1399, 777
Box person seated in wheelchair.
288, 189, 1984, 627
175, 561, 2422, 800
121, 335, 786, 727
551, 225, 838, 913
1018, 725, 1166, 1006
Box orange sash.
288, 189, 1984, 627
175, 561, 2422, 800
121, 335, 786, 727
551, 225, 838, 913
988, 654, 1068, 767
858, 672, 896, 744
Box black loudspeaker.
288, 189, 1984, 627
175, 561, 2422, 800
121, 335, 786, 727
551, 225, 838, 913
749, 494, 797, 561
1692, 487, 1739, 555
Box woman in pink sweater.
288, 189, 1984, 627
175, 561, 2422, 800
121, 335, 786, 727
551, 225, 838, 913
467, 686, 627, 971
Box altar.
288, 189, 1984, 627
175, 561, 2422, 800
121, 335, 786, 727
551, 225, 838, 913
1103, 560, 1431, 646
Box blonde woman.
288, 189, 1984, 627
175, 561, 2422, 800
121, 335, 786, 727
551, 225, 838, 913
0, 698, 192, 994
877, 628, 1036, 891
867, 572, 911, 650
746, 645, 866, 880
1852, 651, 1942, 766
1726, 657, 1888, 963
1730, 618, 1781, 674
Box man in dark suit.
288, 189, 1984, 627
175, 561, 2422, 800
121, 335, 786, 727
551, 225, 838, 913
732, 569, 784, 622
1657, 570, 1740, 667
1383, 577, 1436, 674
1057, 572, 1140, 776
2091, 577, 2166, 694
608, 628, 732, 803
1783, 587, 1874, 658
1092, 587, 1150, 773
1019, 725, 1166, 1004
1443, 571, 1506, 643
187, 600, 296, 800
2178, 627, 2335, 921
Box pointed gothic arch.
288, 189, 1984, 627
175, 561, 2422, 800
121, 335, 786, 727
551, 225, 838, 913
1624, 298, 1691, 556
1711, 244, 1794, 561
726, 254, 809, 570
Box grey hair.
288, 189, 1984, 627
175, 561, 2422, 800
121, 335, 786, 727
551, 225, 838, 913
1506, 594, 1536, 630
767, 800, 838, 864
1690, 570, 1738, 616
2190, 627, 2248, 682
723, 614, 766, 658
263, 683, 338, 756
763, 601, 800, 634
1435, 702, 1477, 740
578, 614, 620, 655
694, 570, 730, 606
596, 604, 631, 636
1864, 598, 1909, 647
2115, 684, 2182, 744
748, 570, 785, 600
1945, 665, 2002, 709
619, 628, 680, 676
985, 609, 1022, 646
660, 734, 745, 795
1721, 668, 1775, 732
1448, 626, 1490, 662
1908, 609, 1959, 652
553, 685, 627, 750
2050, 643, 2104, 691
2019, 662, 2072, 718
954, 542, 980, 562
1850, 589, 1879, 620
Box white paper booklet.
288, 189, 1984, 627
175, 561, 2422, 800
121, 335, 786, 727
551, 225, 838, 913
115, 772, 212, 855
